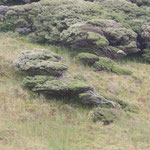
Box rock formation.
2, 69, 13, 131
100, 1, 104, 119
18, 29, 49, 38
14, 49, 118, 107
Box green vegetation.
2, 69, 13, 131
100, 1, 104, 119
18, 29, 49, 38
0, 32, 150, 149
88, 108, 118, 124
0, 0, 150, 149
87, 32, 108, 46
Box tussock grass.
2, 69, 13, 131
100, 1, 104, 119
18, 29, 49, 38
0, 32, 150, 150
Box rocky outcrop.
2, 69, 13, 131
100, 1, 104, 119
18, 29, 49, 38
14, 49, 118, 107
77, 53, 132, 75
0, 0, 142, 59
61, 20, 138, 58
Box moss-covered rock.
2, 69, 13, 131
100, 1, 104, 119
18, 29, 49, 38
88, 107, 118, 124
77, 53, 99, 65
23, 75, 56, 88
103, 96, 139, 113
93, 57, 132, 75
79, 91, 118, 107
14, 49, 68, 76
32, 78, 93, 96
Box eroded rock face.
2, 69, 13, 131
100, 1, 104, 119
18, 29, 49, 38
14, 49, 117, 107
61, 20, 138, 58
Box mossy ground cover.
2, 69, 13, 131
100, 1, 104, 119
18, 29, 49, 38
0, 32, 150, 149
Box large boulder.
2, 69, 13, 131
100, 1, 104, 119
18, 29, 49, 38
14, 49, 68, 76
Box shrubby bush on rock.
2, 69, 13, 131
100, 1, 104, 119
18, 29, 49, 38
0, 0, 150, 61
0, 0, 39, 5
1, 0, 148, 59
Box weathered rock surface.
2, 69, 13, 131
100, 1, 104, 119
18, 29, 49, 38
14, 49, 67, 76
79, 91, 117, 107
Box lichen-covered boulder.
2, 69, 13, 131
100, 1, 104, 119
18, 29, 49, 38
79, 91, 117, 107
93, 57, 132, 75
14, 49, 68, 76
77, 53, 99, 65
88, 107, 119, 125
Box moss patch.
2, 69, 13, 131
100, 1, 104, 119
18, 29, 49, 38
94, 57, 132, 75
88, 107, 118, 125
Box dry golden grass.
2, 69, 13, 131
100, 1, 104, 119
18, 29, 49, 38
0, 32, 150, 150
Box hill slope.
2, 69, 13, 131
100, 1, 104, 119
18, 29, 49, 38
0, 33, 150, 150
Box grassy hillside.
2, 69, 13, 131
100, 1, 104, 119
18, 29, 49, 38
0, 32, 150, 150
